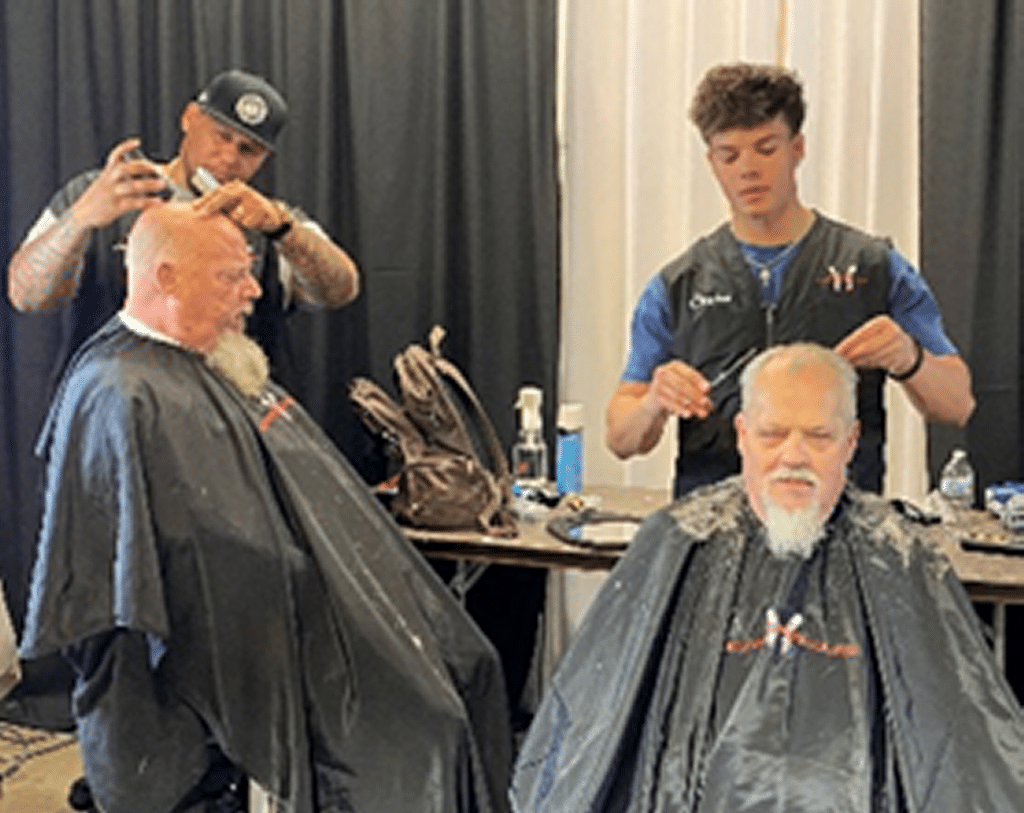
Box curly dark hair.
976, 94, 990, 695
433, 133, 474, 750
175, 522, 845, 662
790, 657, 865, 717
689, 62, 805, 143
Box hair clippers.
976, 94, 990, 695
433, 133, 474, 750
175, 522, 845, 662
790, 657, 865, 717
190, 166, 221, 195
123, 146, 173, 201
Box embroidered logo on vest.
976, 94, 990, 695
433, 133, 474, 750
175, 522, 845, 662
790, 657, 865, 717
817, 264, 867, 293
725, 607, 861, 658
258, 394, 295, 432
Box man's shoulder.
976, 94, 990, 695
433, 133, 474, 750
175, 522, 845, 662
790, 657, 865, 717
57, 324, 204, 419
662, 477, 750, 540
811, 212, 894, 259
45, 168, 103, 215
658, 222, 736, 284
843, 487, 957, 570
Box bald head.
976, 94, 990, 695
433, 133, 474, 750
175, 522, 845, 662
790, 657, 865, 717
124, 203, 260, 353
126, 203, 245, 293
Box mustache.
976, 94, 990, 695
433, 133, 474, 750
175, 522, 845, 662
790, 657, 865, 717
768, 467, 819, 487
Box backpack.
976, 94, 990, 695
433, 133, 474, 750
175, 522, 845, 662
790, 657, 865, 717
349, 326, 517, 537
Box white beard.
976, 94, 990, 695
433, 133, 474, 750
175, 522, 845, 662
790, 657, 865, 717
205, 330, 270, 398
762, 468, 826, 560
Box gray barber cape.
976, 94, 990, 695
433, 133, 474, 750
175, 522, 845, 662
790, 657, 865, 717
20, 318, 511, 813
511, 479, 1024, 812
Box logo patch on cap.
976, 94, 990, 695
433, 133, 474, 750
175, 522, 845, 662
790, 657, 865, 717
235, 93, 269, 127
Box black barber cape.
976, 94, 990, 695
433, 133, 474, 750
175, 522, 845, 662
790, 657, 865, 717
20, 318, 511, 813
511, 479, 1024, 812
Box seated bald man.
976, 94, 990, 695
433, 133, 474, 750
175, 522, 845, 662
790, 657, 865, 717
513, 343, 1024, 813
20, 203, 511, 813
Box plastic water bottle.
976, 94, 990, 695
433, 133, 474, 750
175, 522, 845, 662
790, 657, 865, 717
939, 448, 975, 510
556, 403, 584, 495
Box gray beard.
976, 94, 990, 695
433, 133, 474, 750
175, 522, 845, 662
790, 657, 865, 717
205, 330, 270, 398
763, 501, 824, 559
761, 469, 826, 559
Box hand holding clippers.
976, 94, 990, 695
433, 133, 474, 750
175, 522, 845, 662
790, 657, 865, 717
191, 166, 221, 195
190, 170, 290, 239
122, 146, 172, 201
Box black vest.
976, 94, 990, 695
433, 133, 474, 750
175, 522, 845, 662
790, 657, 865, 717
661, 214, 891, 496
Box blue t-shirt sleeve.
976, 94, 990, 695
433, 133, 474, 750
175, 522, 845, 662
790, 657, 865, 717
887, 248, 958, 356
621, 275, 676, 382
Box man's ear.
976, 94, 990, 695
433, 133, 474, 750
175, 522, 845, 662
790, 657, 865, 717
792, 131, 806, 164
844, 419, 861, 464
155, 261, 177, 294
735, 412, 747, 458
180, 101, 200, 136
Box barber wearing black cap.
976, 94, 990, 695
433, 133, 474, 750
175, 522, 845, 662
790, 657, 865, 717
7, 69, 360, 376
8, 72, 361, 813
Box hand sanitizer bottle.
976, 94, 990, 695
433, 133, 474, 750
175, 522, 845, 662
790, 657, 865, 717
512, 386, 548, 492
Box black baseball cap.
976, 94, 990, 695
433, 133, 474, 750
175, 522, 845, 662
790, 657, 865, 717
196, 69, 288, 151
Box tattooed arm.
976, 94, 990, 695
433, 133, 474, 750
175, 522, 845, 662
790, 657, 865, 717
7, 209, 92, 312
192, 182, 360, 310
274, 207, 360, 309
8, 138, 167, 312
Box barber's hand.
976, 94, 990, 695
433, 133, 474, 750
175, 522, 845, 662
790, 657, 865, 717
646, 360, 713, 420
192, 180, 291, 236
834, 315, 918, 375
70, 138, 168, 229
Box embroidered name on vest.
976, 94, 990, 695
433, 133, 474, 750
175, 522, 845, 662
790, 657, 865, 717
688, 291, 733, 311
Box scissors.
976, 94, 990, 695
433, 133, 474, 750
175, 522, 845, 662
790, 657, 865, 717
707, 346, 759, 392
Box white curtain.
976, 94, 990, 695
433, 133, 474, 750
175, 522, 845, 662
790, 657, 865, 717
550, 0, 924, 642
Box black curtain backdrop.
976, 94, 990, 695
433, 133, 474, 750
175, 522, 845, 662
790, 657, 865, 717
922, 0, 1024, 700
0, 0, 559, 636
922, 0, 1023, 493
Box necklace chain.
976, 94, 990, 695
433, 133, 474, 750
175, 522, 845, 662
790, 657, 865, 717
739, 237, 806, 303
736, 212, 816, 291
740, 239, 802, 276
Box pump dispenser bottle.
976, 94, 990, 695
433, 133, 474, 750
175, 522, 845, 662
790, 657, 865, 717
512, 386, 548, 490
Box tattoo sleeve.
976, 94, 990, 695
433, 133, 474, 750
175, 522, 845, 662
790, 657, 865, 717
8, 210, 91, 312
276, 220, 359, 309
